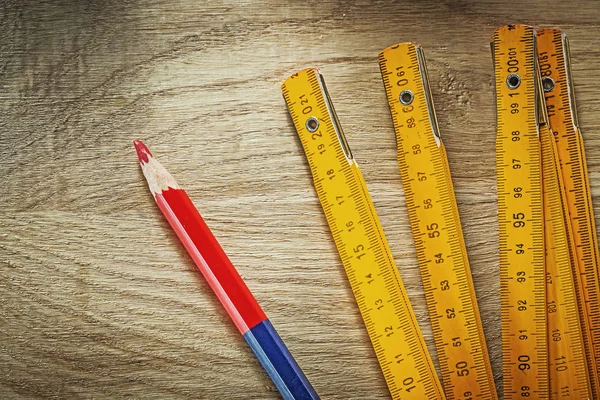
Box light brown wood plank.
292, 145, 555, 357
1, 1, 599, 398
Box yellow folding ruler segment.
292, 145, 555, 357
539, 99, 592, 398
492, 24, 548, 399
282, 69, 445, 400
378, 42, 496, 400
537, 29, 600, 396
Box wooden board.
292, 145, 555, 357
1, 1, 599, 398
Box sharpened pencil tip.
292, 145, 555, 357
134, 140, 152, 163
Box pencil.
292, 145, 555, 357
133, 140, 319, 400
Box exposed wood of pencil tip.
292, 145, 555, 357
135, 140, 181, 195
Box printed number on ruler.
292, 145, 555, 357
540, 119, 592, 399
492, 24, 548, 399
379, 43, 497, 400
282, 69, 445, 400
537, 29, 600, 397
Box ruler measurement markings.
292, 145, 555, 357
380, 43, 496, 400
537, 28, 600, 398
493, 24, 548, 399
540, 120, 592, 399
283, 68, 445, 400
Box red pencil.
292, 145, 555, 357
134, 140, 318, 400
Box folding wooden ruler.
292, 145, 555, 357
378, 42, 496, 400
537, 28, 600, 398
538, 63, 592, 398
282, 68, 446, 399
492, 24, 548, 399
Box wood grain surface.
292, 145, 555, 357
1, 1, 600, 398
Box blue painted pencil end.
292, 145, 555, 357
243, 320, 319, 400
